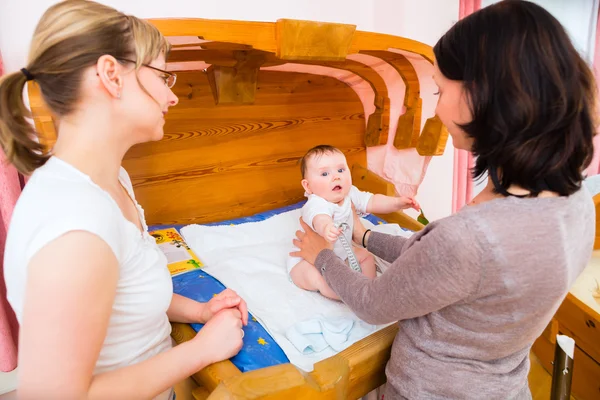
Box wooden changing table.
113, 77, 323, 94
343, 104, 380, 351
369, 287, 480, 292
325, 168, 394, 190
27, 16, 448, 400
532, 250, 600, 400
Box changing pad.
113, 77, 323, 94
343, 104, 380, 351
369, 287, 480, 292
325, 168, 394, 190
180, 207, 410, 371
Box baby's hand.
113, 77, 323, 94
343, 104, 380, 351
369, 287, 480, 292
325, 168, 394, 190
397, 196, 421, 212
324, 223, 342, 243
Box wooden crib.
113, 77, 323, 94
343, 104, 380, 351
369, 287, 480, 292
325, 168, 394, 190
27, 18, 449, 399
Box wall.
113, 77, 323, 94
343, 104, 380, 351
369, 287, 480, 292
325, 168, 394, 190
372, 0, 458, 221
0, 0, 459, 221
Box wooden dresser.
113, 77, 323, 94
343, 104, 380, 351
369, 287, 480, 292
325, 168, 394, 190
532, 250, 600, 399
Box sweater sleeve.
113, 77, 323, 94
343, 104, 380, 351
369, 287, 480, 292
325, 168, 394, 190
314, 214, 484, 325
366, 231, 409, 263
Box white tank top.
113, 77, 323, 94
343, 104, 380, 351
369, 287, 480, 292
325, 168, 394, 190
4, 156, 173, 398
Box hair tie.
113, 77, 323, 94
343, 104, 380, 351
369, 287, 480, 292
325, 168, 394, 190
362, 229, 371, 248
20, 68, 34, 81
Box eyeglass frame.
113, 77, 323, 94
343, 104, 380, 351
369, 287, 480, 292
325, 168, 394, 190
117, 58, 177, 88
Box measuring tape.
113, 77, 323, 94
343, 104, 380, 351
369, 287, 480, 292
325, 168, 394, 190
336, 223, 362, 273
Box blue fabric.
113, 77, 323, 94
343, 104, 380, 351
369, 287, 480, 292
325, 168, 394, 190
150, 201, 391, 372
171, 269, 288, 372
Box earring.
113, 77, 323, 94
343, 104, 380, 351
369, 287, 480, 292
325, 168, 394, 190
117, 92, 121, 99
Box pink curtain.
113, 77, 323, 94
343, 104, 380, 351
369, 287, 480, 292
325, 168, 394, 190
451, 0, 481, 213
585, 6, 600, 176
0, 52, 20, 372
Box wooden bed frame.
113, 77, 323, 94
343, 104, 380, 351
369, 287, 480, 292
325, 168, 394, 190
27, 18, 449, 400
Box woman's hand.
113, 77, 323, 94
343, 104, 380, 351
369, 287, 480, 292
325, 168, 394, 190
290, 218, 333, 265
200, 288, 248, 326
193, 308, 244, 364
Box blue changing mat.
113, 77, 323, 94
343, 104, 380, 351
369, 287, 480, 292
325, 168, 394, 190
150, 200, 389, 372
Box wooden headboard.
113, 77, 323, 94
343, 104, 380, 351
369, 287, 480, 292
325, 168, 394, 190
27, 18, 449, 231
124, 70, 366, 225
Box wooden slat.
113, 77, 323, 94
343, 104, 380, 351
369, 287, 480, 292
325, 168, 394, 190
205, 51, 265, 104
148, 19, 434, 62
168, 49, 238, 66
200, 41, 253, 51
350, 31, 434, 63
148, 18, 278, 51
207, 324, 398, 399
361, 50, 421, 149
275, 19, 356, 61
359, 52, 420, 110
416, 115, 449, 157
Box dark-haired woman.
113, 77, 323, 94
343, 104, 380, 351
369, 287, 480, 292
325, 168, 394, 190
290, 1, 597, 398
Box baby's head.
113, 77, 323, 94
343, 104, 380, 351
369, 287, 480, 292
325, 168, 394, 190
300, 145, 352, 203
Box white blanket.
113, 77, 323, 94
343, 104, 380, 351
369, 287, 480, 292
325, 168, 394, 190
180, 208, 410, 372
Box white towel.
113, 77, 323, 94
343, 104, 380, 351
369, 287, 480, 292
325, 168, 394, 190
181, 208, 410, 372
286, 315, 378, 355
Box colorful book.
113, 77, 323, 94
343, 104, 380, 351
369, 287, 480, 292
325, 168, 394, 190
149, 228, 204, 276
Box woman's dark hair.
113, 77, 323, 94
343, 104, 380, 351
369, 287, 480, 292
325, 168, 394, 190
433, 0, 597, 197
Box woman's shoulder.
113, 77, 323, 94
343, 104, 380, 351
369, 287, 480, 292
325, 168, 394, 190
9, 158, 125, 252
19, 159, 118, 218
459, 186, 594, 223
434, 187, 595, 254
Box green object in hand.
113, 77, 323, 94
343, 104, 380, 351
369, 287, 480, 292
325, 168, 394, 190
417, 210, 429, 225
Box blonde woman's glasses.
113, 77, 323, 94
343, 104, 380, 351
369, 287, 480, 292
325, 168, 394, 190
118, 58, 177, 88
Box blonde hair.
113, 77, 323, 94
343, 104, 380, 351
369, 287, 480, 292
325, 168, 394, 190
0, 0, 170, 175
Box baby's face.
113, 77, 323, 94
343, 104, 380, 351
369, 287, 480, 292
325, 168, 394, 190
302, 151, 352, 203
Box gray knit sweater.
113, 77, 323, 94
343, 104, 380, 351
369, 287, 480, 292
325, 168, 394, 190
315, 188, 594, 400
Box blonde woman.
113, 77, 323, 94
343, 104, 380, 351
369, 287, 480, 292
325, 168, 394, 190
0, 1, 247, 399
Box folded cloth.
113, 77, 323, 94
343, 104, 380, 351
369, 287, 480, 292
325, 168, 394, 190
286, 315, 378, 354
181, 208, 408, 371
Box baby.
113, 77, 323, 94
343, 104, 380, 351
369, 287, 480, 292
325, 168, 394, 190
288, 145, 420, 300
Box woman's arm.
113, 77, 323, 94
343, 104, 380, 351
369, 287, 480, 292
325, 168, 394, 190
167, 293, 205, 323
89, 308, 242, 400
350, 208, 408, 262
294, 216, 483, 325
18, 231, 242, 400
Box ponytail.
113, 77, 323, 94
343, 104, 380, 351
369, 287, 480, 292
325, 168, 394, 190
0, 71, 48, 175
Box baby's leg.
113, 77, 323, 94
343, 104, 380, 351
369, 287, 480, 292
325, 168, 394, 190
354, 246, 377, 279
289, 260, 340, 300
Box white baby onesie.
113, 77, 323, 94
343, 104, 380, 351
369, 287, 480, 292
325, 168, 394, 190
287, 185, 373, 273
